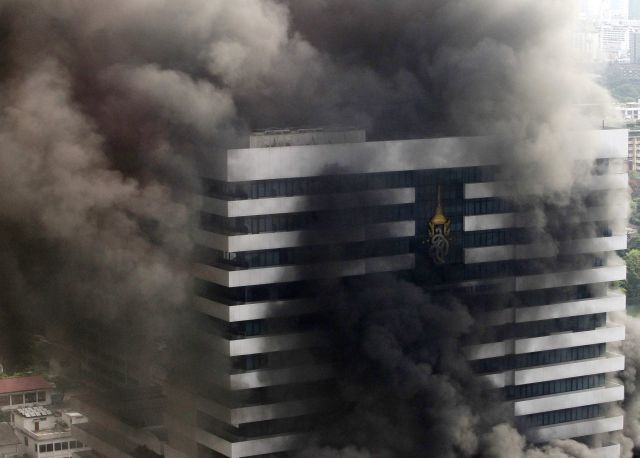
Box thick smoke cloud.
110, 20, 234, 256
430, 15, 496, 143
0, 0, 632, 457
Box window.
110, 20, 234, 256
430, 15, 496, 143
524, 404, 601, 427
34, 444, 37, 452
506, 374, 606, 400
77, 442, 83, 448
61, 442, 68, 450
24, 437, 28, 446
39, 445, 46, 453
37, 391, 46, 402
55, 443, 61, 451
69, 441, 77, 449
46, 443, 53, 452
0, 396, 8, 406
25, 392, 36, 403
473, 344, 605, 374
10, 394, 23, 405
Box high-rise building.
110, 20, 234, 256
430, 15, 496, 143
166, 128, 628, 458
630, 32, 640, 62
598, 22, 628, 61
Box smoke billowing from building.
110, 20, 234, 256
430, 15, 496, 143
0, 0, 633, 457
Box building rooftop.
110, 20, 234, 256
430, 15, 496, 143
249, 126, 365, 148
16, 406, 53, 418
0, 375, 52, 395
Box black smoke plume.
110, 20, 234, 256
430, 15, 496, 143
0, 0, 632, 457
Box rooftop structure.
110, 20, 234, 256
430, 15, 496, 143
11, 408, 89, 458
248, 127, 365, 148
16, 407, 53, 419
0, 376, 53, 411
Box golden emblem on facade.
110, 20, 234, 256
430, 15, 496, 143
428, 185, 451, 264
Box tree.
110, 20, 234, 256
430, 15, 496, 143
624, 249, 640, 305
628, 232, 640, 251
630, 198, 640, 227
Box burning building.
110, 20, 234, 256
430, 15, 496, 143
164, 127, 629, 458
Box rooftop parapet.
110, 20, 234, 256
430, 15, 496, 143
249, 127, 365, 148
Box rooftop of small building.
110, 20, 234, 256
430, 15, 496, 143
15, 406, 53, 418
0, 423, 20, 446
0, 375, 52, 395
15, 414, 72, 441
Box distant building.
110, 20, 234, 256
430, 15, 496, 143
631, 33, 640, 62
598, 22, 629, 61
631, 0, 640, 20
0, 376, 53, 412
574, 21, 602, 62
0, 423, 20, 458
10, 407, 88, 458
616, 99, 640, 121
629, 129, 640, 170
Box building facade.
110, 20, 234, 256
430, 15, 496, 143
628, 128, 640, 171
11, 407, 88, 458
166, 128, 629, 458
0, 376, 53, 412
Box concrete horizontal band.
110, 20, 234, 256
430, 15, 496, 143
195, 220, 415, 252
200, 396, 336, 426
483, 292, 626, 326
229, 398, 332, 426
514, 323, 625, 354
165, 414, 308, 458
206, 330, 329, 356
526, 415, 623, 443
515, 292, 625, 323
464, 173, 628, 199
464, 324, 624, 360
204, 129, 626, 182
514, 353, 624, 386
464, 341, 511, 361
480, 372, 510, 388
199, 428, 306, 458
167, 385, 336, 429
227, 364, 334, 390
513, 384, 624, 416
480, 353, 625, 388
514, 265, 626, 291
464, 203, 627, 232
464, 236, 627, 264
194, 297, 322, 322
462, 266, 626, 295
200, 188, 415, 217
193, 253, 415, 287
